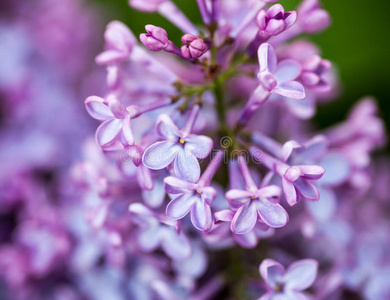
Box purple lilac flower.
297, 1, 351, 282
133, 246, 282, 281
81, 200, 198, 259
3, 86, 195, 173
129, 203, 191, 260
142, 106, 213, 182
259, 258, 318, 300
256, 4, 297, 37
251, 146, 325, 206
238, 43, 305, 126
224, 155, 288, 233
164, 151, 223, 231
180, 34, 209, 59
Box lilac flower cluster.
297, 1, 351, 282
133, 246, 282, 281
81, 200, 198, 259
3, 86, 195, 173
0, 0, 389, 299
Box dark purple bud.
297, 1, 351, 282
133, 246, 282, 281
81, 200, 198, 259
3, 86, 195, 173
140, 25, 169, 51
180, 34, 208, 59
256, 4, 297, 37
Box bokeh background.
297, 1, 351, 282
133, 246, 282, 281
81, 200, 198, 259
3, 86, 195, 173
89, 0, 390, 152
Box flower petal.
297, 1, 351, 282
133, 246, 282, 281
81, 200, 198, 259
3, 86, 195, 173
164, 176, 196, 194
257, 185, 282, 203
214, 209, 235, 222
142, 179, 165, 208
284, 259, 318, 291
259, 259, 285, 289
95, 118, 122, 147
166, 193, 196, 220
305, 186, 336, 222
273, 81, 305, 100
190, 198, 212, 231
319, 152, 350, 186
225, 189, 251, 209
85, 96, 113, 120
274, 60, 302, 83
234, 231, 258, 249
137, 226, 161, 252
156, 114, 181, 139
174, 148, 200, 183
293, 178, 319, 200
184, 135, 213, 159
283, 177, 300, 206
256, 198, 288, 228
231, 202, 258, 234
161, 228, 191, 260
258, 43, 277, 73
142, 141, 180, 170
297, 165, 325, 180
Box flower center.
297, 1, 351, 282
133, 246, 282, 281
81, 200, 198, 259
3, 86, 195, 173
274, 283, 284, 293
179, 138, 187, 144
196, 189, 202, 194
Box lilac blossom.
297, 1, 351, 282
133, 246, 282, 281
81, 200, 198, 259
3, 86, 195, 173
129, 203, 191, 260
225, 155, 289, 233
2, 0, 389, 299
250, 146, 325, 206
256, 4, 297, 37
180, 34, 209, 59
164, 151, 223, 231
142, 106, 213, 182
238, 43, 305, 126
259, 258, 318, 299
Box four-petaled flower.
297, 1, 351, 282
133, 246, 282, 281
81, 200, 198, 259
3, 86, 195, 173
85, 94, 133, 149
164, 176, 216, 231
226, 184, 288, 234
142, 112, 213, 183
255, 43, 305, 101
259, 258, 318, 300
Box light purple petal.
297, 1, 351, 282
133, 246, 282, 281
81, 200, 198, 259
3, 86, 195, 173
225, 189, 251, 209
121, 116, 134, 146
273, 81, 305, 100
166, 193, 196, 220
234, 231, 258, 248
161, 228, 191, 260
281, 140, 302, 162
164, 176, 196, 194
142, 141, 180, 170
305, 186, 336, 222
85, 96, 113, 120
190, 198, 212, 231
319, 152, 350, 186
284, 259, 318, 291
201, 186, 217, 206
174, 148, 200, 183
285, 11, 298, 28
256, 198, 288, 228
95, 50, 127, 65
282, 177, 300, 206
142, 179, 165, 208
156, 114, 181, 139
136, 165, 154, 190
259, 259, 285, 289
231, 202, 258, 234
274, 60, 302, 83
95, 118, 122, 147
257, 185, 282, 203
137, 226, 161, 252
284, 290, 309, 300
214, 209, 234, 222
258, 43, 277, 73
297, 165, 325, 180
285, 95, 316, 120
185, 135, 213, 159
293, 178, 319, 200
258, 292, 273, 300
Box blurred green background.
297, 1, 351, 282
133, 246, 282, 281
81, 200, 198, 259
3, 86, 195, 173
88, 0, 390, 151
